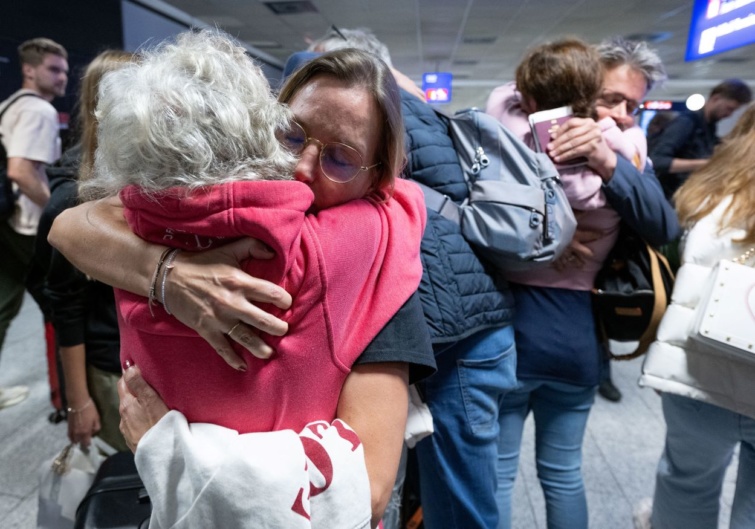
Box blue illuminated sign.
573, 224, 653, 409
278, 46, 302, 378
686, 0, 755, 61
423, 72, 453, 104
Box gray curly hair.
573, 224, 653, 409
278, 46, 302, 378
81, 30, 296, 199
596, 37, 667, 92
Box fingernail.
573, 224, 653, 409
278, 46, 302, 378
255, 345, 273, 360
236, 363, 247, 372
122, 359, 133, 371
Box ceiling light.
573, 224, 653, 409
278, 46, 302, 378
686, 93, 705, 111
623, 32, 672, 43
262, 1, 317, 15
462, 36, 497, 45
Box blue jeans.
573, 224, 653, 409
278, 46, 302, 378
496, 379, 596, 529
652, 393, 755, 529
415, 325, 517, 529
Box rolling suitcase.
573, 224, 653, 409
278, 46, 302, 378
74, 451, 151, 529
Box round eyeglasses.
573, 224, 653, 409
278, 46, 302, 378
280, 121, 380, 183
596, 91, 642, 116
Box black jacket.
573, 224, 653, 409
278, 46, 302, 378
35, 146, 121, 374
649, 109, 718, 200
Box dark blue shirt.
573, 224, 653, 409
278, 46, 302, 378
513, 157, 680, 386
511, 284, 601, 385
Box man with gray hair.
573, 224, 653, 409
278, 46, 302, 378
592, 36, 668, 402
491, 37, 678, 529
0, 37, 67, 410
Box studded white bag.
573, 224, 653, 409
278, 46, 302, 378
690, 248, 755, 361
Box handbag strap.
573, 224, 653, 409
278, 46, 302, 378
610, 243, 674, 360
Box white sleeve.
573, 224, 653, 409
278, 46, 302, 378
135, 411, 371, 529
300, 420, 372, 529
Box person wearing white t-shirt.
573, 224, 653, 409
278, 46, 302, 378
0, 37, 67, 410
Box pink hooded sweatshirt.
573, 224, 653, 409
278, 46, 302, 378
486, 82, 648, 290
117, 178, 426, 434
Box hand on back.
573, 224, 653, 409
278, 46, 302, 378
164, 238, 293, 371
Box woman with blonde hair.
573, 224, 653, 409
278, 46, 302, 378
34, 49, 134, 451
638, 103, 755, 529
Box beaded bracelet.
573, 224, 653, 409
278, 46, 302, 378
160, 248, 182, 316
148, 247, 173, 317
66, 398, 94, 414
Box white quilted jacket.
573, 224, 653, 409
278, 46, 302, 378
640, 196, 755, 420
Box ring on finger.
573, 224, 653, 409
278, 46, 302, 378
226, 322, 242, 338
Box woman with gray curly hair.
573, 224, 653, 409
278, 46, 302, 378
64, 30, 429, 528
82, 32, 295, 198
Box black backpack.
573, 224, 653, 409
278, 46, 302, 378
0, 92, 44, 220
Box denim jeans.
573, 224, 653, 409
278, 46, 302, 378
652, 393, 755, 529
496, 379, 596, 529
415, 325, 517, 529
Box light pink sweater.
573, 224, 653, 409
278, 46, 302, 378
485, 82, 647, 290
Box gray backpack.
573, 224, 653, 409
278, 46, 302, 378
420, 107, 577, 272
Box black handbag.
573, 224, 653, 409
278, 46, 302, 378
592, 227, 675, 360
74, 451, 151, 529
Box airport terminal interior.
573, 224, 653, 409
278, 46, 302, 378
1, 0, 753, 528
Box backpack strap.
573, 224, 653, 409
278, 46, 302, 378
0, 92, 45, 152
414, 181, 461, 224
0, 92, 44, 123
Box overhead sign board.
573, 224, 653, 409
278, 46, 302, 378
423, 72, 453, 103
686, 0, 755, 61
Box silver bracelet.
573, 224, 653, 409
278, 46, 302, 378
148, 247, 172, 317
66, 398, 94, 414
160, 248, 181, 316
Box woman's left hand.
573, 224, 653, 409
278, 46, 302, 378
548, 117, 618, 180
118, 365, 169, 453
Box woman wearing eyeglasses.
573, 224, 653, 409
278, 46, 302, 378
51, 32, 432, 529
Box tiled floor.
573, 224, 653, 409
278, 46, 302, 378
0, 294, 738, 528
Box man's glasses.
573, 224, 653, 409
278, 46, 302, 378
597, 91, 642, 116
280, 121, 380, 183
